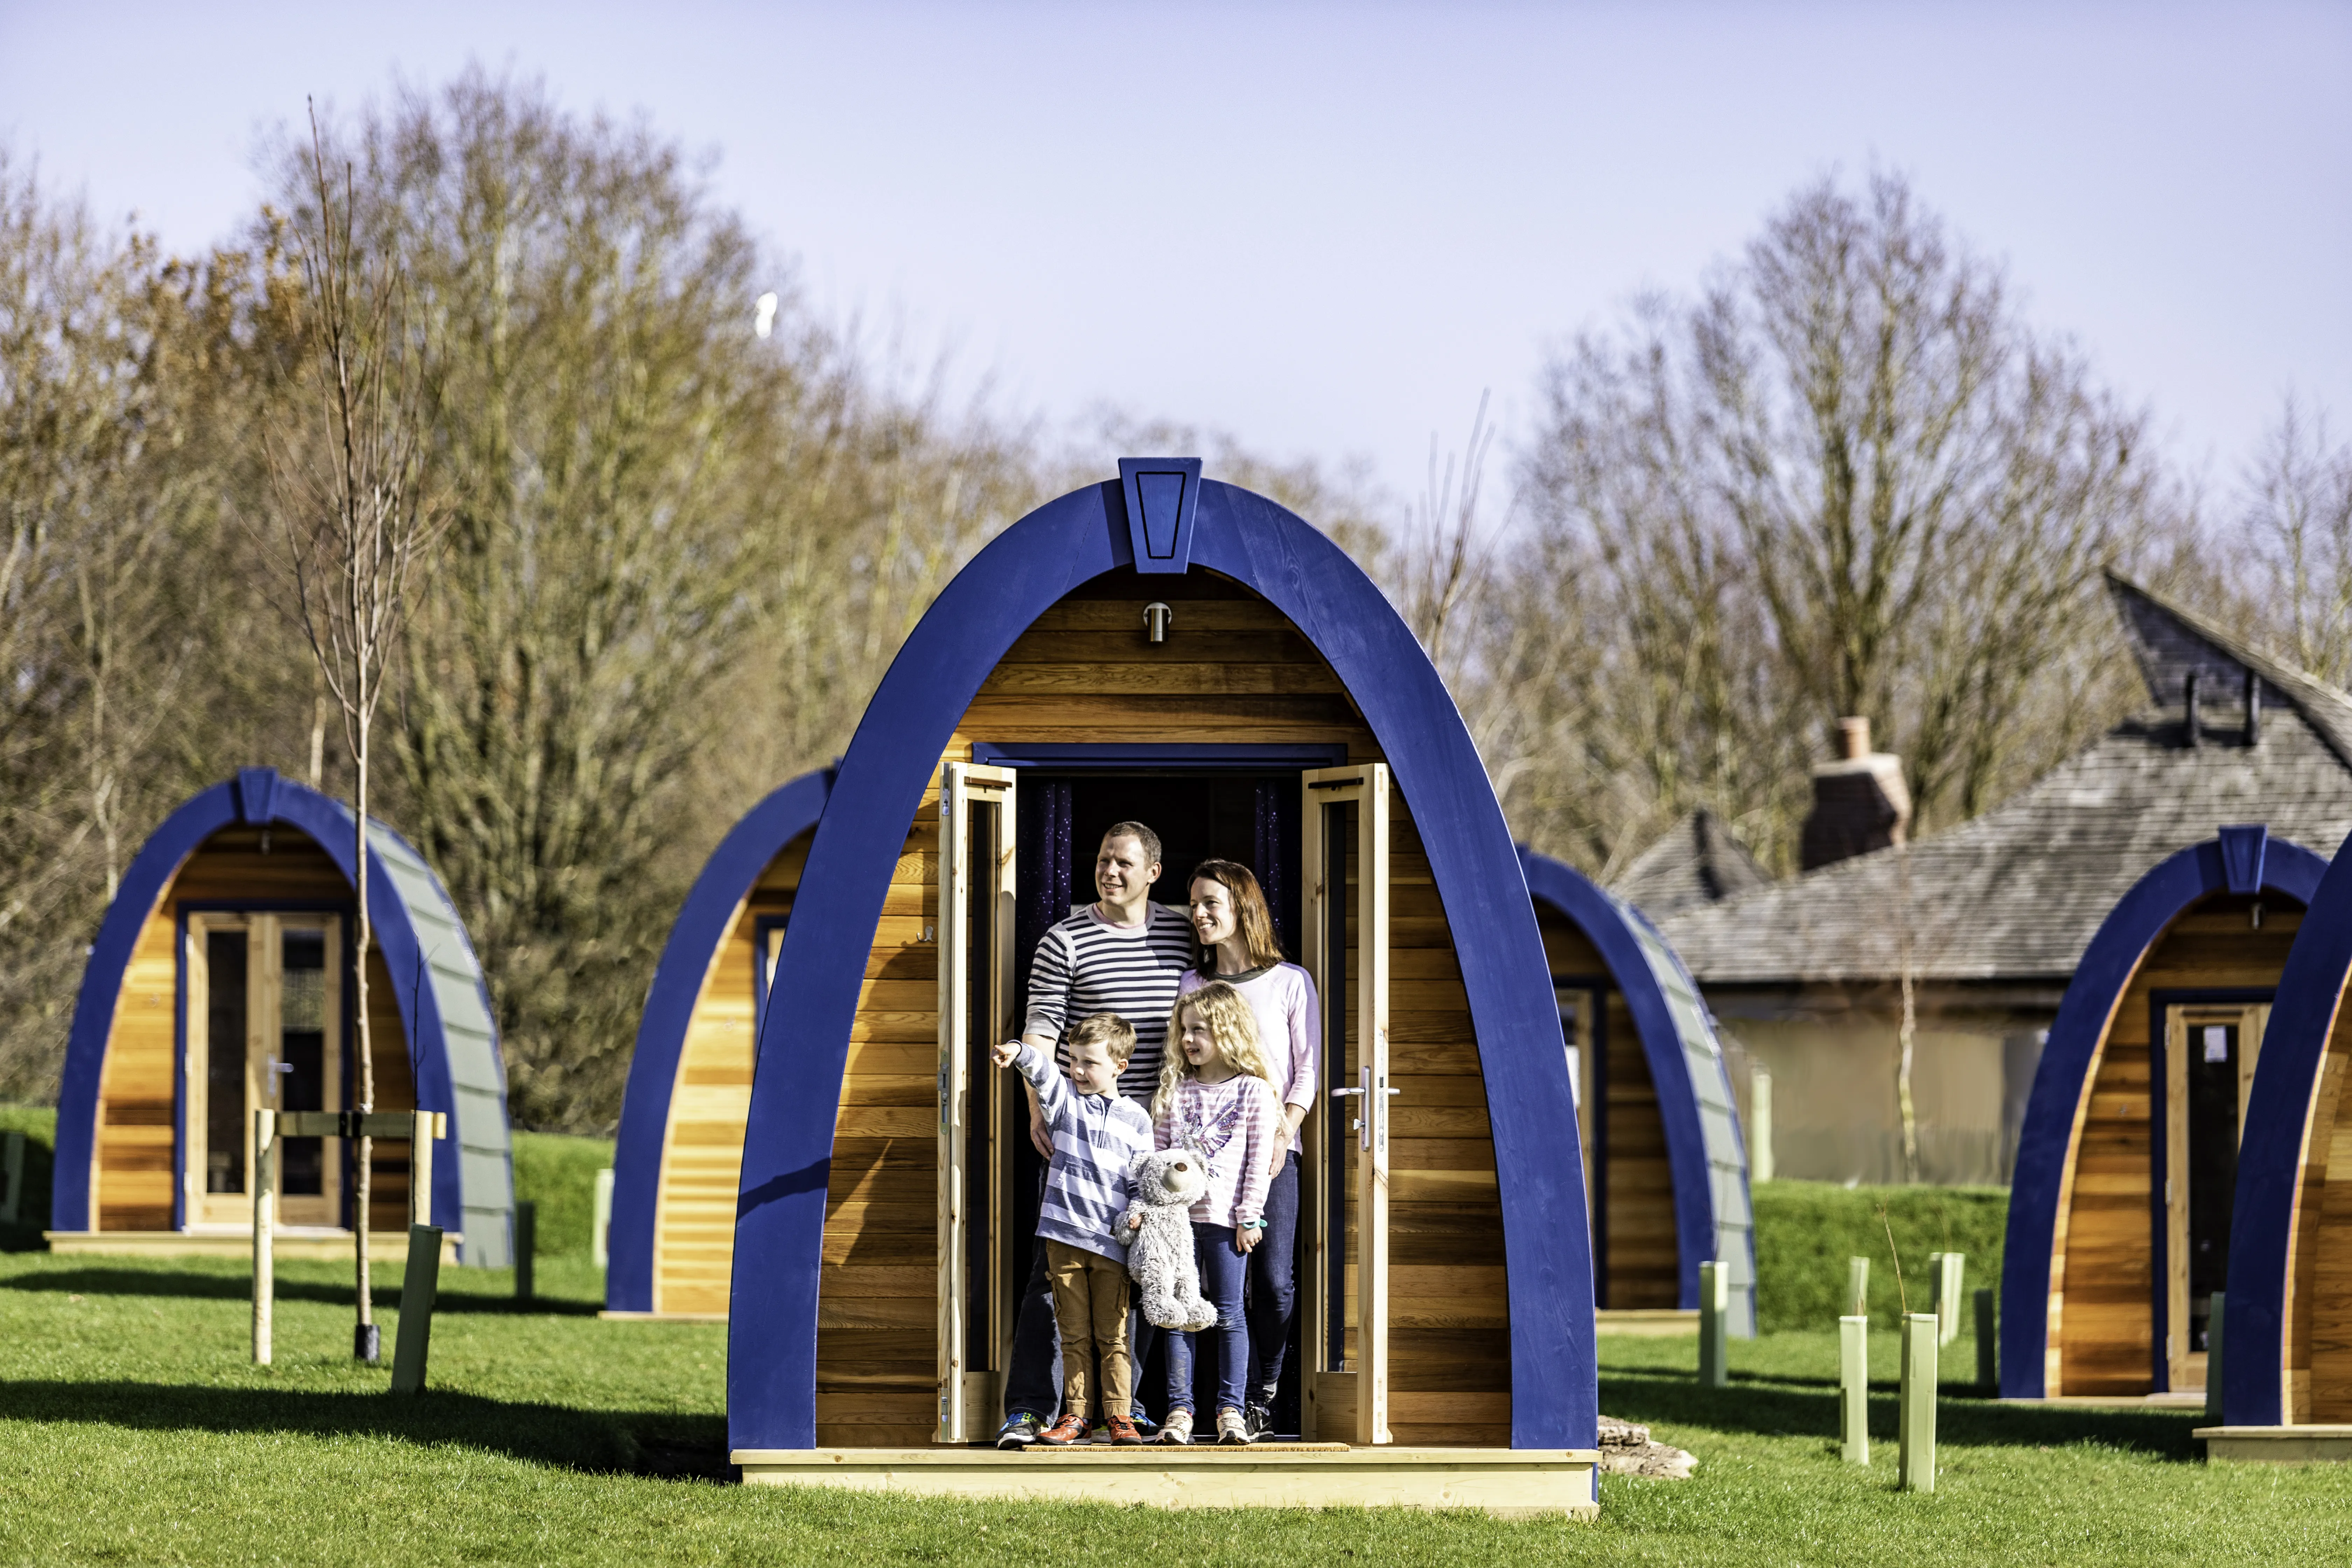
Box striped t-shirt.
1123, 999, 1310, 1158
1025, 903, 1195, 1102
1014, 1043, 1155, 1263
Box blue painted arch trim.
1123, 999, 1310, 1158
1519, 848, 1757, 1336
727, 478, 1595, 1451
2223, 825, 2352, 1426
1998, 830, 2325, 1398
606, 768, 834, 1314
51, 769, 516, 1263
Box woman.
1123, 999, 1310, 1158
1177, 858, 1319, 1441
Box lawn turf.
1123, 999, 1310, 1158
3, 1247, 2347, 1565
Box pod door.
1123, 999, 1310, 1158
937, 762, 1017, 1441
2159, 998, 2268, 1392
183, 913, 344, 1228
1303, 763, 1392, 1444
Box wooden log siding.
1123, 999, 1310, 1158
2054, 896, 2300, 1395
1535, 912, 1673, 1310
652, 834, 812, 1316
2288, 984, 2352, 1421
810, 574, 1512, 1448
94, 825, 418, 1234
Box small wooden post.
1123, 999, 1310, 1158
408, 1110, 441, 1231
2205, 1292, 2226, 1424
592, 1168, 614, 1270
389, 1223, 445, 1394
252, 1109, 276, 1366
1698, 1259, 1729, 1387
0, 1129, 24, 1223
1839, 1314, 1870, 1464
1899, 1312, 1937, 1492
1848, 1256, 1870, 1320
515, 1199, 536, 1303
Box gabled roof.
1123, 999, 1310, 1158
1609, 808, 1774, 921
1661, 577, 2352, 986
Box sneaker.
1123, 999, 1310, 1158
1038, 1412, 1092, 1446
1158, 1409, 1195, 1445
1242, 1401, 1275, 1441
1128, 1408, 1160, 1438
1104, 1414, 1144, 1446
995, 1412, 1044, 1450
1217, 1407, 1253, 1445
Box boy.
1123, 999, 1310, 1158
991, 1012, 1155, 1444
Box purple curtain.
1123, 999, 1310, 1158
1253, 778, 1300, 959
1014, 777, 1074, 1014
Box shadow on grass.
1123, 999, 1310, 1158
1, 1267, 600, 1316
0, 1378, 732, 1480
1600, 1368, 2202, 1461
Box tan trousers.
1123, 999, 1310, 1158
1044, 1238, 1132, 1418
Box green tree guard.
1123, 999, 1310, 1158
390, 1224, 445, 1394
1975, 1287, 1996, 1392
1699, 1260, 1729, 1387
2205, 1293, 2226, 1424
1840, 1314, 1870, 1464
1848, 1256, 1870, 1320
1899, 1312, 1938, 1492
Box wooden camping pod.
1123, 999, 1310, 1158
725, 467, 1596, 1455
49, 767, 514, 1264
2220, 824, 2352, 1429
1520, 849, 1756, 1335
606, 769, 832, 1317
2000, 826, 2323, 1399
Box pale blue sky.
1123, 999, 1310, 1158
4, 1, 2347, 518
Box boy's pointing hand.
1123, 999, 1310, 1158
989, 1039, 1021, 1069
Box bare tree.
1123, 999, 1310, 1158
2237, 396, 2352, 683
264, 106, 441, 1360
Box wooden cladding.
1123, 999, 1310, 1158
2288, 986, 2352, 1421
2052, 897, 2300, 1396
91, 825, 415, 1235
811, 573, 1513, 1448
650, 832, 813, 1316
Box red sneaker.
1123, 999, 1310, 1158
1037, 1412, 1092, 1446
1104, 1414, 1143, 1445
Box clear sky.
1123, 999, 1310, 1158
4, 1, 2347, 519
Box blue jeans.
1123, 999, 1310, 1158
1246, 1152, 1301, 1407
1167, 1222, 1250, 1417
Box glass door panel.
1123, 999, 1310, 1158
186, 913, 343, 1230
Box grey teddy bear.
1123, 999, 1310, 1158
1122, 1146, 1219, 1332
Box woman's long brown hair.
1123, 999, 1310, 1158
1188, 858, 1286, 972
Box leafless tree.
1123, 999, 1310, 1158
2236, 396, 2352, 683
264, 105, 442, 1358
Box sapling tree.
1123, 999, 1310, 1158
265, 104, 441, 1361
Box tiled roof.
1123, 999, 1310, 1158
1659, 577, 2352, 985
1610, 808, 1774, 921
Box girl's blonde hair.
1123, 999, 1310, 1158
1154, 980, 1274, 1118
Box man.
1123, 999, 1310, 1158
995, 820, 1193, 1448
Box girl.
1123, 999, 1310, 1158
1178, 859, 1320, 1441
1150, 979, 1282, 1445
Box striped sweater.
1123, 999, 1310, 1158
1014, 1043, 1156, 1264
1155, 1072, 1283, 1229
1024, 903, 1194, 1102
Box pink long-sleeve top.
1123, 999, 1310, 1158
1154, 1071, 1283, 1229
1178, 963, 1321, 1155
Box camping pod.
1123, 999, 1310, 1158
50, 768, 514, 1264
606, 768, 833, 1318
1520, 848, 1756, 1336
2211, 824, 2352, 1448
2000, 825, 2322, 1399
727, 464, 1597, 1478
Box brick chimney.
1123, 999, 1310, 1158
1799, 716, 1913, 872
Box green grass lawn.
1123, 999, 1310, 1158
3, 1246, 2347, 1566
2, 1126, 2345, 1563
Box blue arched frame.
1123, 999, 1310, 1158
51, 768, 515, 1262
726, 477, 1594, 1451
606, 768, 834, 1314
1999, 827, 2324, 1398
1519, 848, 1757, 1335
2222, 825, 2352, 1426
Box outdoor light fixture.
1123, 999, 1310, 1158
1143, 602, 1173, 644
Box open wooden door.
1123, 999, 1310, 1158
1301, 762, 1391, 1444
2162, 999, 2269, 1392
937, 761, 1016, 1442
